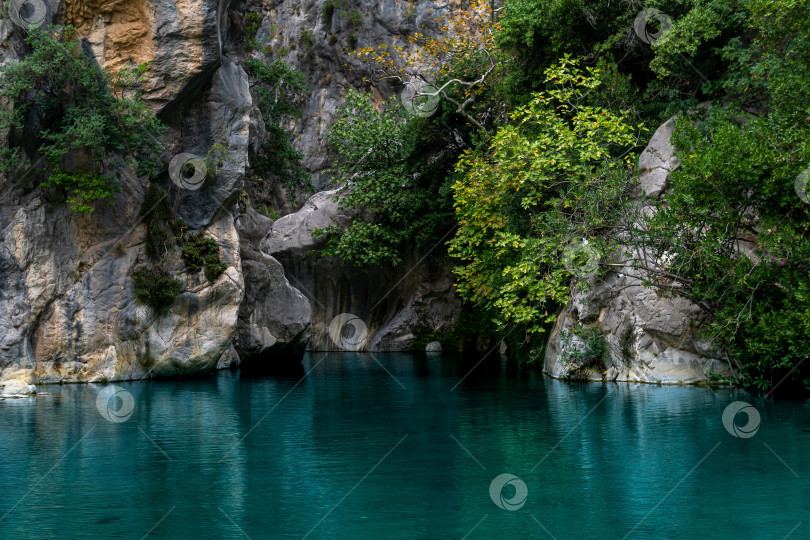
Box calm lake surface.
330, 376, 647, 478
1, 352, 808, 539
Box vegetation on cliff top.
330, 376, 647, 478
0, 26, 165, 213
328, 0, 810, 395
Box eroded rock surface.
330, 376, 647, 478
235, 207, 311, 362
262, 191, 461, 352
0, 0, 463, 395
66, 0, 223, 112
544, 118, 734, 385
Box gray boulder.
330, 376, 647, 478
234, 207, 312, 362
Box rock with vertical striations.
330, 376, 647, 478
261, 191, 461, 352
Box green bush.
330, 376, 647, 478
0, 27, 165, 213
347, 33, 358, 50
131, 267, 184, 315
323, 89, 456, 268
449, 59, 637, 337
181, 232, 226, 283
42, 169, 120, 214
204, 144, 235, 185
204, 252, 227, 282
244, 58, 312, 195
341, 8, 365, 30
560, 324, 607, 379
141, 182, 173, 261
300, 29, 315, 62
322, 1, 337, 27
244, 13, 262, 48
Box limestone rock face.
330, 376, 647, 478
216, 342, 240, 370
235, 207, 312, 362
0, 0, 252, 390
425, 341, 441, 353
0, 177, 245, 389
262, 191, 461, 352
0, 0, 462, 391
544, 118, 733, 385
636, 116, 681, 199
245, 0, 454, 203
0, 371, 36, 397
260, 190, 348, 255
65, 0, 223, 112
172, 55, 252, 229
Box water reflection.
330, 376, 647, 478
0, 353, 807, 539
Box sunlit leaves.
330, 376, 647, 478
449, 59, 638, 336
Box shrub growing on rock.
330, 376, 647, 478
180, 232, 226, 283
131, 267, 184, 316
0, 26, 165, 213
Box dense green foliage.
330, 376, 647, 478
131, 267, 184, 316
43, 169, 119, 214
244, 13, 263, 49
181, 232, 227, 283
628, 0, 810, 393
244, 58, 312, 195
322, 1, 336, 27
449, 59, 638, 335
326, 0, 810, 394
321, 89, 456, 267
141, 182, 174, 261
0, 27, 165, 212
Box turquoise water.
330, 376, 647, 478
1, 352, 808, 539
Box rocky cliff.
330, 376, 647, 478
543, 118, 736, 385
0, 0, 724, 397
0, 0, 461, 396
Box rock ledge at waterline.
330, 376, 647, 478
543, 118, 734, 385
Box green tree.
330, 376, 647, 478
630, 0, 810, 394
244, 58, 312, 195
0, 27, 165, 213
321, 89, 457, 267
131, 267, 185, 316
449, 58, 639, 336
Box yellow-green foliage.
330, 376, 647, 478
449, 58, 638, 335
